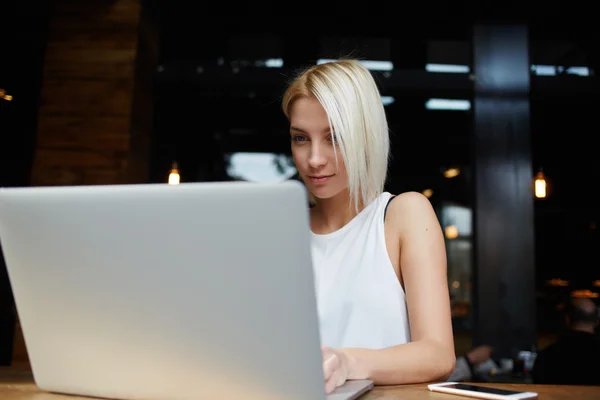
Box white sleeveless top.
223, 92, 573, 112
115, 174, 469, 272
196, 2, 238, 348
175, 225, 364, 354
311, 192, 411, 349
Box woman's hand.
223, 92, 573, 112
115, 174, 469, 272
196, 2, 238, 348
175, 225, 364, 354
322, 345, 350, 394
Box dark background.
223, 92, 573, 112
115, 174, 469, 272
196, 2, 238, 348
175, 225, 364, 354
1, 1, 598, 368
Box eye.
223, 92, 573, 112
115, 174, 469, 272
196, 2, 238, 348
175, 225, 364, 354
292, 135, 308, 142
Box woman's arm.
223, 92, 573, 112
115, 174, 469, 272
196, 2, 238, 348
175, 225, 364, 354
324, 192, 455, 389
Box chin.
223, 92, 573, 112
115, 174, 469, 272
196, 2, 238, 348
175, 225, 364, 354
311, 193, 333, 201
309, 187, 345, 201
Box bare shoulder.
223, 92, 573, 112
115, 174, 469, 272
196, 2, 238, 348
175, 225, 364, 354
386, 191, 436, 217
385, 191, 441, 236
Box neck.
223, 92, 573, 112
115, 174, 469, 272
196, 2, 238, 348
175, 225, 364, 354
311, 189, 364, 234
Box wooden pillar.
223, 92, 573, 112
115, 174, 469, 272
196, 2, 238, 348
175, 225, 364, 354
11, 0, 156, 367
0, 1, 51, 367
30, 0, 155, 186
471, 25, 536, 357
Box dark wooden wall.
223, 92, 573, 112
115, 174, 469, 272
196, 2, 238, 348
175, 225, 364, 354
0, 2, 51, 367
30, 0, 152, 187
7, 0, 156, 367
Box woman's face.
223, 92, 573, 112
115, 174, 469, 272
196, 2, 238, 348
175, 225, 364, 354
288, 96, 348, 200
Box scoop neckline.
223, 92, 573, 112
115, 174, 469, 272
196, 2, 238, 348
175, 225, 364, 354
310, 192, 389, 240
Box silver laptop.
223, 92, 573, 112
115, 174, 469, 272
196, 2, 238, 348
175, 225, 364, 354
0, 181, 373, 400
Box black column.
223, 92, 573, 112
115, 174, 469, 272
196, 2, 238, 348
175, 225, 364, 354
471, 25, 536, 357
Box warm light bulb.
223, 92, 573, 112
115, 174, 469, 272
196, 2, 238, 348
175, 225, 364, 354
445, 225, 459, 239
571, 289, 599, 299
0, 88, 12, 101
534, 171, 547, 198
443, 167, 460, 178
422, 189, 433, 198
168, 162, 180, 185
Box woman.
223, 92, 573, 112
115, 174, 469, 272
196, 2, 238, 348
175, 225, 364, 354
281, 59, 456, 394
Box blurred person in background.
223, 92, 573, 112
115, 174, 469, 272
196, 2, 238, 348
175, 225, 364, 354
448, 345, 494, 382
532, 297, 599, 385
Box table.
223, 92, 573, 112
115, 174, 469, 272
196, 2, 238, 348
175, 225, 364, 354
1, 368, 599, 399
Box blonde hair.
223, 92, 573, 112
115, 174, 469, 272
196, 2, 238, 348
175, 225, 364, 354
282, 59, 390, 211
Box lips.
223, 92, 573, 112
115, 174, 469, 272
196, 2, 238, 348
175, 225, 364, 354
309, 175, 333, 183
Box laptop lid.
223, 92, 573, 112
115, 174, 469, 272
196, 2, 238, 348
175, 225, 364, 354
0, 181, 331, 400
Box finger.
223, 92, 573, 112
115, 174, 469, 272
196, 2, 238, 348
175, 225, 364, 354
325, 362, 348, 395
335, 368, 347, 388
321, 345, 329, 360
325, 369, 340, 394
322, 352, 337, 381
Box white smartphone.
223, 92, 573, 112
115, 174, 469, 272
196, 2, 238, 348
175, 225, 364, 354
428, 382, 538, 400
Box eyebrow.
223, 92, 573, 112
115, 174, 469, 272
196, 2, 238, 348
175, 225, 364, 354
290, 126, 306, 133
290, 126, 331, 134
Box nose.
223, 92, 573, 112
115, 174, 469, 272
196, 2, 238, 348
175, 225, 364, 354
308, 142, 327, 169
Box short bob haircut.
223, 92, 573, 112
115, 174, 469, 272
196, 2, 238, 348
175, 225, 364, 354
281, 59, 390, 211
